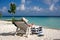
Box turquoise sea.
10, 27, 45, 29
0, 16, 60, 29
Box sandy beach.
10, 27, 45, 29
0, 20, 60, 40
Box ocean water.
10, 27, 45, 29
0, 16, 60, 29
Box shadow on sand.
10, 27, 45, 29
0, 33, 16, 36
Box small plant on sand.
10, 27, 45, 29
0, 11, 2, 19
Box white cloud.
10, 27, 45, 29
17, 0, 25, 11
43, 0, 59, 5
42, 0, 59, 12
32, 6, 41, 11
17, 4, 25, 11
53, 0, 59, 3
49, 4, 57, 11
26, 0, 31, 4
16, 0, 59, 12
20, 4, 25, 10
39, 8, 44, 11
17, 5, 45, 12
33, 6, 40, 11
43, 0, 52, 5
21, 0, 25, 10
16, 0, 44, 12
2, 7, 7, 12
21, 0, 25, 3
49, 4, 54, 11
0, 7, 7, 12
32, 6, 44, 12
16, 6, 20, 11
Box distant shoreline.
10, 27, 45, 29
2, 16, 60, 17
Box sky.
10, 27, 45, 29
0, 0, 60, 16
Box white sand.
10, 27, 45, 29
0, 20, 17, 33
0, 20, 12, 24
0, 20, 60, 40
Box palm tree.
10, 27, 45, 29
8, 2, 16, 22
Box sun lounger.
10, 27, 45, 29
13, 21, 28, 36
37, 27, 44, 36
31, 25, 44, 36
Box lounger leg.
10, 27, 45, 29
25, 27, 31, 37
14, 27, 18, 36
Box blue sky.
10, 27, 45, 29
0, 0, 60, 16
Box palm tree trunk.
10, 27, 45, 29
12, 14, 15, 22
